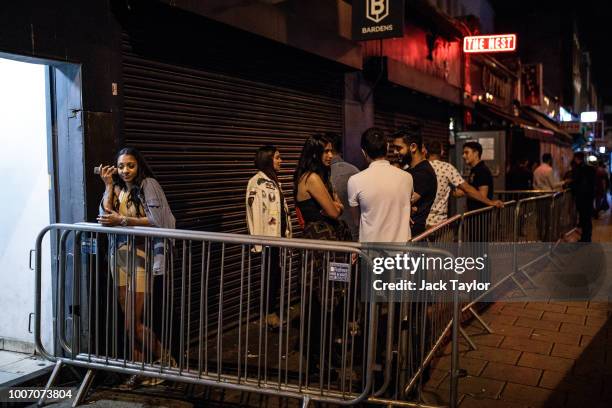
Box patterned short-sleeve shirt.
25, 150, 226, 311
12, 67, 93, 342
427, 160, 465, 226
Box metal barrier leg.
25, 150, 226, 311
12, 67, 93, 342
468, 306, 493, 334
72, 369, 95, 408
301, 395, 311, 408
373, 301, 395, 397
449, 286, 459, 408
546, 252, 564, 271
517, 267, 539, 288
37, 360, 62, 407
459, 327, 477, 351
510, 276, 528, 296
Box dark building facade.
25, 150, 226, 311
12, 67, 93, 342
495, 9, 598, 117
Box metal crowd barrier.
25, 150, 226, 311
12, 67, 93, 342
494, 189, 555, 202
33, 191, 576, 407
413, 215, 462, 244
363, 242, 461, 404
513, 191, 577, 293
414, 190, 577, 351
550, 190, 577, 241
34, 223, 458, 408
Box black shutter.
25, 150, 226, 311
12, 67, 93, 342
122, 43, 344, 232
120, 26, 345, 339
374, 85, 451, 151
375, 109, 449, 148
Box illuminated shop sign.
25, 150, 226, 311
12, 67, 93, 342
463, 34, 517, 53
352, 0, 404, 40
580, 111, 598, 123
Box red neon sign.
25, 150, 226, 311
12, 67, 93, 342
463, 34, 517, 53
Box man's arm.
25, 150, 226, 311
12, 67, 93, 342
347, 175, 361, 227
478, 185, 489, 199
458, 182, 503, 207
349, 206, 360, 229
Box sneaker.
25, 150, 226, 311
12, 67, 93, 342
265, 313, 281, 329
140, 376, 165, 386
118, 374, 141, 390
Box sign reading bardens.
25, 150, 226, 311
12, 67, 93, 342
463, 34, 517, 53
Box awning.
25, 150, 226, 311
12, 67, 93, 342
473, 102, 542, 129
472, 103, 568, 143
521, 107, 573, 145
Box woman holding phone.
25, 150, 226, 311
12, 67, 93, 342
97, 147, 175, 388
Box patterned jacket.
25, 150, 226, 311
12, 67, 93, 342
246, 171, 292, 247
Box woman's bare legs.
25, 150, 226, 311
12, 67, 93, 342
118, 286, 162, 362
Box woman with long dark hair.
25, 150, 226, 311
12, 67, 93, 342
294, 133, 345, 236
97, 147, 175, 388
246, 145, 292, 328
293, 133, 352, 378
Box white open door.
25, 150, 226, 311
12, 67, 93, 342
0, 58, 54, 355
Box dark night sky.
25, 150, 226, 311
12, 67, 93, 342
489, 0, 611, 106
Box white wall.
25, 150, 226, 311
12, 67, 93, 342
0, 58, 53, 354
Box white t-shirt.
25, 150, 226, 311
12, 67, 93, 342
533, 163, 561, 190
347, 160, 413, 243
427, 160, 465, 226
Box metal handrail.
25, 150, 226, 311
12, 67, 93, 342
411, 214, 462, 242
494, 189, 556, 194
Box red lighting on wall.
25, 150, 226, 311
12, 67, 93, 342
463, 34, 517, 53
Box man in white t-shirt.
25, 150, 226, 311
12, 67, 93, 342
533, 153, 565, 191
348, 128, 413, 243
426, 142, 503, 228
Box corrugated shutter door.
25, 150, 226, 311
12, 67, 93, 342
374, 84, 451, 153
375, 109, 449, 150
122, 48, 343, 233
121, 34, 344, 337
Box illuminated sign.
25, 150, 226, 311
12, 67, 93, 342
559, 107, 573, 122
580, 111, 597, 122
521, 64, 543, 106
353, 0, 404, 40
560, 121, 581, 133
463, 34, 517, 53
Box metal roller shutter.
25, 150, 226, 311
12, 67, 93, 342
374, 85, 452, 153
120, 31, 345, 340
375, 109, 450, 149
122, 46, 344, 232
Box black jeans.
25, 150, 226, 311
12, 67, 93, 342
576, 198, 593, 242
263, 247, 282, 316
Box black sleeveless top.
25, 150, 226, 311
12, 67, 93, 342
296, 198, 326, 223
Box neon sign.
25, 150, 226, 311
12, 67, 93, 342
463, 34, 517, 53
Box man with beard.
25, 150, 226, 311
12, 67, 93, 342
392, 125, 437, 237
